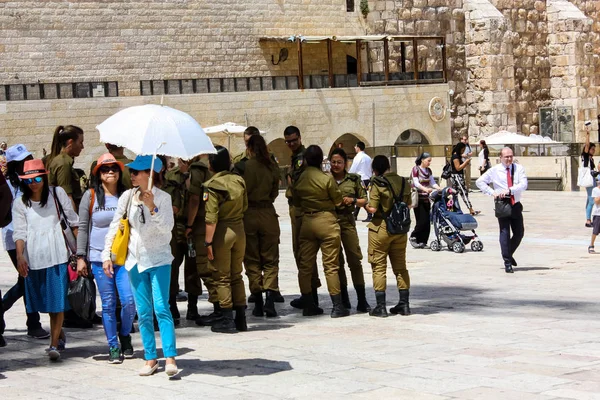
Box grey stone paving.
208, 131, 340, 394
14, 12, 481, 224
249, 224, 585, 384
1, 191, 599, 399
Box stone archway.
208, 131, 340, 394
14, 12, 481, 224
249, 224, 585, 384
394, 129, 430, 145
328, 133, 369, 160
267, 138, 292, 166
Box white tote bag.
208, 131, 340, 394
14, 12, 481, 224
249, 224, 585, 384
578, 166, 594, 188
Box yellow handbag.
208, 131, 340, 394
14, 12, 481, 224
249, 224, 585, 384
110, 190, 135, 265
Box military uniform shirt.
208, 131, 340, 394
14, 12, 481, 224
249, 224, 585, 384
188, 160, 211, 222
369, 172, 412, 222
335, 172, 367, 214
238, 157, 280, 204
285, 145, 307, 202
48, 153, 82, 201
293, 166, 342, 213
204, 171, 248, 224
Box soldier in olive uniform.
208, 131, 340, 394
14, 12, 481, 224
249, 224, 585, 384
47, 125, 85, 212
284, 126, 322, 310
232, 127, 284, 305
293, 145, 348, 318
204, 146, 248, 333
186, 156, 220, 326
164, 160, 202, 323
329, 148, 371, 313
89, 144, 133, 189
365, 155, 412, 318
234, 135, 281, 317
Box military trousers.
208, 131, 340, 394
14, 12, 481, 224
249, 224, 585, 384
298, 211, 341, 296
368, 222, 410, 292
244, 205, 280, 294
290, 205, 321, 289
192, 223, 217, 303
210, 220, 247, 309
337, 214, 366, 287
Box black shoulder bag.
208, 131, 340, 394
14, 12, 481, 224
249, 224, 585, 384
382, 177, 411, 235
494, 164, 514, 219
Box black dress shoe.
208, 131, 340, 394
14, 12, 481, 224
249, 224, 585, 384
505, 264, 514, 273
511, 257, 517, 267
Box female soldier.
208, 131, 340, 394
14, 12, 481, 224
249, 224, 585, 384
365, 155, 412, 318
293, 145, 347, 318
46, 125, 85, 212
236, 135, 281, 318
204, 146, 248, 333
329, 148, 371, 313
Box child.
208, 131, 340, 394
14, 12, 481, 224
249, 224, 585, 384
588, 176, 600, 253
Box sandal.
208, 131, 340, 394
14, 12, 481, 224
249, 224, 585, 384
470, 211, 481, 216
589, 246, 595, 254
586, 222, 593, 228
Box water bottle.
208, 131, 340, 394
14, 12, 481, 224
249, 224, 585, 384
187, 237, 196, 258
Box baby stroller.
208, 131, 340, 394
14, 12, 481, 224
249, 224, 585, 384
429, 187, 483, 253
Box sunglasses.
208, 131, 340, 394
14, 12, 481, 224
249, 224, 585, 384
99, 165, 120, 174
285, 137, 299, 145
23, 176, 43, 185
130, 169, 150, 176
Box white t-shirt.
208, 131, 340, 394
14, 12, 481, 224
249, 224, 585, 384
349, 151, 373, 181
592, 187, 600, 217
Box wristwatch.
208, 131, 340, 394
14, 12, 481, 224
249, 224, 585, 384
204, 241, 213, 247
150, 206, 159, 216
352, 197, 357, 205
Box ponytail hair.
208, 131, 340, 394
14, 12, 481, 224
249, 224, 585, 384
247, 135, 273, 168
47, 125, 83, 167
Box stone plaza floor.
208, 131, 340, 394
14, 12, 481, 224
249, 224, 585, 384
1, 190, 600, 399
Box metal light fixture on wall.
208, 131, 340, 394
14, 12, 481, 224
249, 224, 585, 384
271, 48, 289, 65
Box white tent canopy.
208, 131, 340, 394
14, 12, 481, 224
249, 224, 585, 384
482, 131, 558, 145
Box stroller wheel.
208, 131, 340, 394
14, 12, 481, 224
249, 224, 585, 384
471, 240, 484, 252
452, 242, 465, 253
430, 240, 441, 251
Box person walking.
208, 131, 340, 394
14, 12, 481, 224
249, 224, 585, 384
587, 177, 600, 253
365, 155, 412, 318
409, 153, 441, 249
451, 142, 479, 216
235, 135, 281, 318
284, 126, 322, 310
582, 125, 599, 228
478, 140, 491, 176
349, 141, 373, 222
461, 135, 473, 190
329, 148, 371, 313
102, 155, 178, 376
203, 146, 248, 333
2, 144, 50, 339
12, 159, 77, 360
0, 170, 13, 347
77, 153, 136, 364
476, 147, 528, 273
89, 144, 133, 189
294, 145, 348, 318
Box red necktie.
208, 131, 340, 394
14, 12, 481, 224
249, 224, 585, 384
506, 166, 515, 205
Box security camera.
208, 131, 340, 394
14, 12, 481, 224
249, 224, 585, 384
448, 89, 455, 97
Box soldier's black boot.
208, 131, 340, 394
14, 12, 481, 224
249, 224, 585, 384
247, 293, 256, 303
369, 291, 388, 318
390, 289, 411, 316
290, 296, 303, 309
168, 294, 181, 324
234, 306, 248, 331
311, 289, 324, 315
330, 294, 350, 318
186, 295, 199, 320
264, 290, 278, 318
355, 285, 372, 313
195, 302, 223, 327
302, 294, 322, 316
273, 291, 285, 303
340, 286, 351, 309
211, 309, 237, 333
251, 292, 264, 317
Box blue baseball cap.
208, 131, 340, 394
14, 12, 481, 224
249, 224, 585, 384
126, 155, 163, 173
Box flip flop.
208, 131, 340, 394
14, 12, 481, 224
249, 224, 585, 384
471, 211, 481, 216
589, 246, 595, 254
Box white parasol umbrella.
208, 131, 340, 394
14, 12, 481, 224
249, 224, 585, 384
96, 103, 217, 187
204, 122, 265, 149
483, 130, 558, 145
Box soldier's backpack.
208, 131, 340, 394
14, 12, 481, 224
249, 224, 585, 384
382, 176, 411, 235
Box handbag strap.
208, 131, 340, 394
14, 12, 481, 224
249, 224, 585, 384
51, 187, 75, 254
122, 188, 136, 220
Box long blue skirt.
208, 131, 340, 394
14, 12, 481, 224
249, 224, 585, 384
24, 263, 71, 313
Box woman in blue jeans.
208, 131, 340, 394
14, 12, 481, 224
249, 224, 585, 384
103, 155, 178, 377
77, 153, 135, 364
582, 128, 599, 227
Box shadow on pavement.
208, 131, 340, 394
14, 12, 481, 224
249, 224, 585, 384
172, 357, 292, 379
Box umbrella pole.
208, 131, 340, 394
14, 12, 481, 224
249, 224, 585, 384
148, 142, 166, 190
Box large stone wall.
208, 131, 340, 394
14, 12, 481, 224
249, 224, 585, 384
0, 84, 452, 169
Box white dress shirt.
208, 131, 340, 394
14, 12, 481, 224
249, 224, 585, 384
102, 187, 174, 273
349, 151, 373, 181
476, 162, 528, 203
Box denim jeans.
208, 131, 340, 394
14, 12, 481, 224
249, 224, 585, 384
2, 249, 42, 331
128, 264, 177, 360
91, 262, 136, 349
586, 186, 594, 220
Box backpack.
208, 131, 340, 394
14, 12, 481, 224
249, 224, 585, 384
382, 176, 411, 235
441, 160, 452, 180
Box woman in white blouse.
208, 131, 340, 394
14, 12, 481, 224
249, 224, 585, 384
102, 155, 178, 377
12, 159, 78, 361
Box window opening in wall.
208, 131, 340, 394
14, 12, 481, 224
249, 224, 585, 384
346, 55, 357, 74
0, 81, 118, 101
346, 0, 355, 12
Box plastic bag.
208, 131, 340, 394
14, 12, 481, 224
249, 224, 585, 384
67, 276, 97, 321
